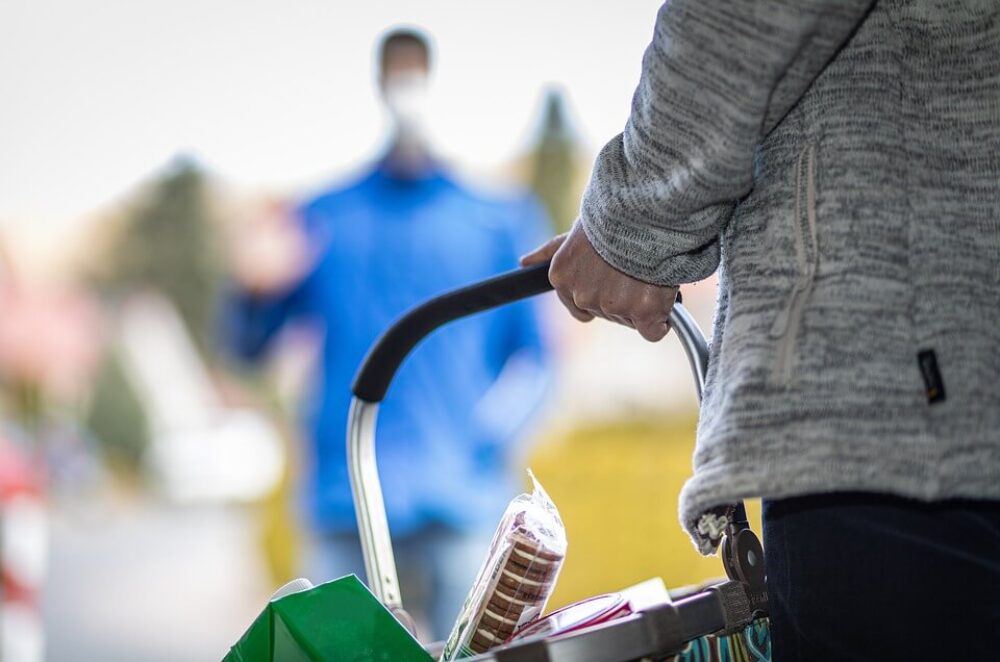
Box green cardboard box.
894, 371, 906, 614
225, 575, 434, 662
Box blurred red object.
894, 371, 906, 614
0, 432, 47, 662
0, 434, 46, 600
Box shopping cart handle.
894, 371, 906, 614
352, 261, 554, 403
352, 260, 710, 403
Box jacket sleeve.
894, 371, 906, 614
219, 283, 303, 362
494, 196, 550, 363
474, 196, 553, 458
219, 199, 330, 362
219, 257, 322, 364
580, 0, 875, 286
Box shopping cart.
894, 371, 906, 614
347, 262, 768, 661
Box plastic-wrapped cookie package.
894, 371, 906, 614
440, 471, 566, 660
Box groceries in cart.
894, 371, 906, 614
440, 472, 567, 660
507, 593, 632, 644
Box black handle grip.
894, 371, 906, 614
351, 261, 553, 402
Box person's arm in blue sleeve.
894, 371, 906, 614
499, 195, 550, 361
219, 281, 308, 362
218, 204, 325, 363
474, 196, 553, 449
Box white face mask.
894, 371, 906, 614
383, 72, 430, 142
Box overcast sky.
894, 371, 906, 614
1, 0, 662, 235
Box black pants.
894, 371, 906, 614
762, 493, 1000, 661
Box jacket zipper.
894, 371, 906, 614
770, 144, 818, 385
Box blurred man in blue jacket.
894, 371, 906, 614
223, 28, 550, 639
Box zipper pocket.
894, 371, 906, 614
770, 143, 818, 385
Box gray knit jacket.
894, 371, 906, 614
579, 0, 1000, 554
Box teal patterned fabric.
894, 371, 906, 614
670, 618, 770, 662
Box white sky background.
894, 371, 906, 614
0, 0, 663, 237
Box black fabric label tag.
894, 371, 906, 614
917, 350, 946, 404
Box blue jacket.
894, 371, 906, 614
223, 162, 550, 535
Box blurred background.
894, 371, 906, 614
0, 1, 757, 660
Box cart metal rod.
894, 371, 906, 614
670, 301, 709, 402
346, 398, 402, 610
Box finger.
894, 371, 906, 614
556, 290, 595, 322
579, 306, 610, 322
628, 285, 677, 322
635, 318, 671, 342
520, 234, 568, 266
608, 314, 635, 329
572, 290, 600, 317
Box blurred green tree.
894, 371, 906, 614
84, 349, 149, 472
114, 157, 220, 353
526, 89, 586, 234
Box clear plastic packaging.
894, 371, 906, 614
440, 471, 566, 660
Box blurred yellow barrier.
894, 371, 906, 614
527, 415, 761, 609
257, 427, 302, 586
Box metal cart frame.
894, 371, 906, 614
347, 262, 767, 661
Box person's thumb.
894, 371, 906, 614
519, 233, 568, 267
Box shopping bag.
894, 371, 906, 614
224, 574, 433, 662
670, 617, 771, 662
